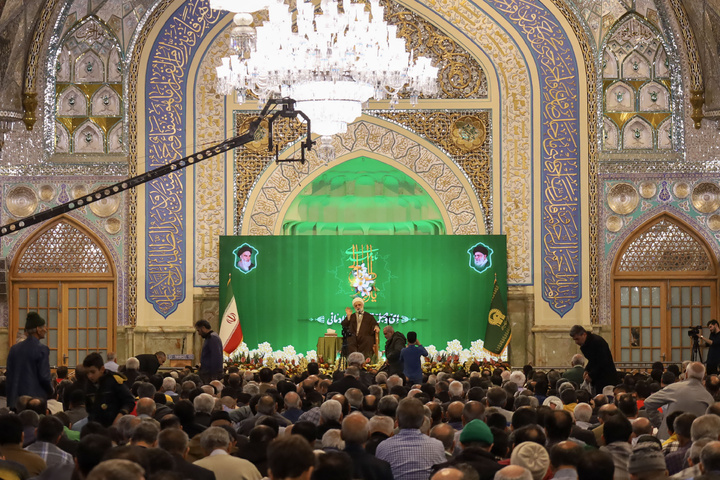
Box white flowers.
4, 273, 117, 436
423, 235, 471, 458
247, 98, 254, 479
446, 339, 463, 355
350, 263, 375, 297
425, 339, 507, 362
226, 338, 507, 364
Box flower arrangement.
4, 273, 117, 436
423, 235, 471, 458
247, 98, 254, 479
224, 338, 508, 375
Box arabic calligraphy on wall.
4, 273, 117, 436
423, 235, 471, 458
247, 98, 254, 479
487, 0, 582, 316
145, 0, 222, 316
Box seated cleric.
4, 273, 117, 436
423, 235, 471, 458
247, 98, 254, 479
341, 297, 379, 360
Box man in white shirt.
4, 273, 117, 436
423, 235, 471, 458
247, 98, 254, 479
194, 427, 262, 480
103, 352, 119, 372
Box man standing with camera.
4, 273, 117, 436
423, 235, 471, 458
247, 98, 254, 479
699, 319, 720, 374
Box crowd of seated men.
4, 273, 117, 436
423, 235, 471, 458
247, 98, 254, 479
2, 352, 720, 480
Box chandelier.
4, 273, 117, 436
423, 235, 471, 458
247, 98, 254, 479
214, 0, 438, 139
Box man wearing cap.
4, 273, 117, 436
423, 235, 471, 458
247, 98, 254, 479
5, 312, 53, 409
511, 442, 550, 480
627, 441, 669, 480
342, 298, 379, 359
432, 419, 502, 480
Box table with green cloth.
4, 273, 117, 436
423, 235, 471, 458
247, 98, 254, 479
317, 336, 343, 363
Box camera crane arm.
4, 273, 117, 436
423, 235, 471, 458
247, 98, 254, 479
0, 97, 312, 238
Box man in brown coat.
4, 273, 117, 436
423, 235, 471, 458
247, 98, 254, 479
0, 414, 46, 477
342, 298, 379, 359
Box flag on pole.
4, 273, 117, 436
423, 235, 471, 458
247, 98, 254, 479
484, 274, 511, 355
220, 275, 243, 354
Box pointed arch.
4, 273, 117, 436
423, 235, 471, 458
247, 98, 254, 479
10, 215, 116, 279
610, 213, 718, 364
9, 216, 117, 363
613, 213, 716, 277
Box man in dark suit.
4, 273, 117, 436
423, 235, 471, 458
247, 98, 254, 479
6, 312, 53, 410
383, 326, 406, 376
570, 325, 618, 394
328, 366, 370, 395
158, 428, 216, 480
342, 412, 393, 480
135, 351, 167, 376
341, 298, 379, 359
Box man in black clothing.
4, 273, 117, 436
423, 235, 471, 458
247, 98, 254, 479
157, 428, 216, 480
328, 366, 370, 395
342, 413, 393, 480
432, 419, 502, 480
570, 325, 618, 394
382, 326, 406, 376
699, 319, 720, 375
135, 351, 167, 376
83, 352, 136, 427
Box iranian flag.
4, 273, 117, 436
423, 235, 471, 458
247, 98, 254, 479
220, 277, 243, 354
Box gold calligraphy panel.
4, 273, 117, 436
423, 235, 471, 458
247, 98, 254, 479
194, 31, 231, 286
423, 0, 532, 285
237, 119, 482, 237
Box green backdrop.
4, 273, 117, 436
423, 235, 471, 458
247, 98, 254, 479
219, 235, 507, 353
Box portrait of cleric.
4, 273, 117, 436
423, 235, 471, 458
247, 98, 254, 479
233, 244, 257, 274
468, 243, 492, 273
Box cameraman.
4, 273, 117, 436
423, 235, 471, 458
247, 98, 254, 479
699, 319, 720, 374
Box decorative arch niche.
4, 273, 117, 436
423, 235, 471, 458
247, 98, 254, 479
611, 213, 718, 363
9, 216, 118, 365
241, 120, 485, 236
281, 156, 448, 236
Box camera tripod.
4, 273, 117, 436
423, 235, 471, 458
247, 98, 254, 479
691, 334, 704, 363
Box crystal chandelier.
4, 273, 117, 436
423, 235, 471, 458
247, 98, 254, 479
214, 0, 438, 138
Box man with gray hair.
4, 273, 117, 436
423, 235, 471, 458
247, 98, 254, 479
494, 465, 533, 480
430, 423, 456, 459
376, 397, 446, 480
699, 441, 720, 479
237, 394, 291, 435
342, 413, 394, 479
347, 351, 375, 387
345, 388, 364, 412
366, 414, 396, 455
383, 326, 407, 377
321, 399, 343, 421
193, 392, 216, 426
158, 428, 214, 480
104, 352, 119, 373
645, 361, 715, 440
449, 381, 465, 400
562, 354, 586, 386
281, 391, 303, 424
692, 414, 720, 442
328, 366, 370, 395
124, 356, 140, 385
194, 426, 262, 480
509, 371, 526, 391
574, 403, 593, 429
387, 374, 404, 391
671, 437, 712, 480
162, 376, 178, 402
